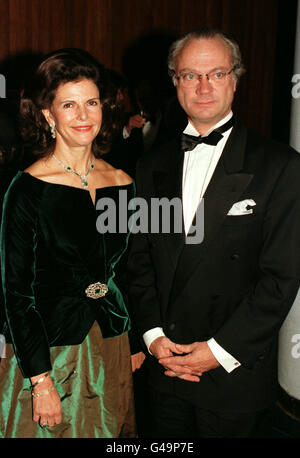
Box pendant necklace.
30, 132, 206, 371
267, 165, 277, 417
52, 154, 95, 189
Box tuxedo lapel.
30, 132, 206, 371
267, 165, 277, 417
172, 122, 254, 294
152, 137, 185, 269
152, 123, 254, 299
200, 121, 253, 248
186, 121, 252, 244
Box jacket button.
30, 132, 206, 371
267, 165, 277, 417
169, 323, 175, 331
231, 253, 240, 260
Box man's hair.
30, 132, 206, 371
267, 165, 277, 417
168, 28, 246, 85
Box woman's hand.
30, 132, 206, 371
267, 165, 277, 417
30, 372, 62, 427
131, 352, 146, 372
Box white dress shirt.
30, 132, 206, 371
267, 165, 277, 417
143, 111, 241, 373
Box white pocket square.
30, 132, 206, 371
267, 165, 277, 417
227, 199, 256, 216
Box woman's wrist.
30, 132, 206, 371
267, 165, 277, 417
30, 371, 48, 383
31, 385, 55, 398
30, 372, 49, 388
30, 372, 54, 393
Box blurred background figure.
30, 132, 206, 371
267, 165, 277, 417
105, 73, 182, 178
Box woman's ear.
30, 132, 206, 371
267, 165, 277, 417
42, 108, 56, 139
42, 108, 54, 127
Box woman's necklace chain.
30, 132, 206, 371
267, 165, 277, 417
52, 154, 95, 189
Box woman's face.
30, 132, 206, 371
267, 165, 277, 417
43, 78, 102, 149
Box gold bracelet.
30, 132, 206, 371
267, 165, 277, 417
30, 373, 49, 389
32, 385, 55, 398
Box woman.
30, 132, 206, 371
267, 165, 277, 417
0, 49, 137, 438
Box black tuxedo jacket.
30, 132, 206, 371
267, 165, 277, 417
128, 120, 300, 412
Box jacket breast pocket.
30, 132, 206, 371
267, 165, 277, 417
223, 213, 259, 226
221, 212, 262, 251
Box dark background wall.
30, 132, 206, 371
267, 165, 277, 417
0, 0, 298, 141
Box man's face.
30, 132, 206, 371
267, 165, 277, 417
175, 37, 237, 133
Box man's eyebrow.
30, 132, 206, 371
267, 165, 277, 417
177, 66, 229, 73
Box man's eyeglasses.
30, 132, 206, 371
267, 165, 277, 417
175, 67, 236, 87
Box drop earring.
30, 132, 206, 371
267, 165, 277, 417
50, 124, 56, 139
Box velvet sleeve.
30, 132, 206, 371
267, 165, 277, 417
0, 173, 52, 378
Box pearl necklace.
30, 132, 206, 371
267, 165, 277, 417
52, 154, 95, 189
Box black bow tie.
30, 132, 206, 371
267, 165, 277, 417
181, 116, 235, 152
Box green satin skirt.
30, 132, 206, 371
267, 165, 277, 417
0, 321, 136, 438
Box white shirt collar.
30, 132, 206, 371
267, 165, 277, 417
183, 111, 233, 136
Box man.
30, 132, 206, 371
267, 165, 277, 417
128, 28, 300, 437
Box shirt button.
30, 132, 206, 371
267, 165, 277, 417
169, 323, 176, 331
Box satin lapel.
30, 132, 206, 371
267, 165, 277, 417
179, 122, 254, 283
152, 137, 185, 268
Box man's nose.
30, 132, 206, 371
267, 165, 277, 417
195, 75, 212, 93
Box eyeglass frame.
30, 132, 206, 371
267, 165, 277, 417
174, 66, 237, 86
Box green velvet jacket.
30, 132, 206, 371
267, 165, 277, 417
0, 171, 134, 378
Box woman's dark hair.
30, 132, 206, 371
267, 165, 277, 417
20, 48, 117, 157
